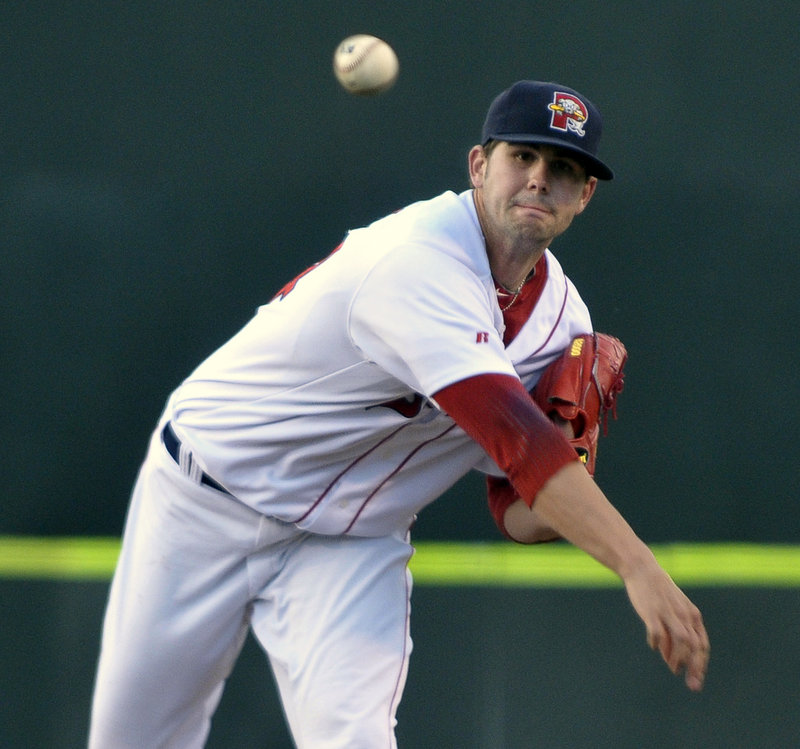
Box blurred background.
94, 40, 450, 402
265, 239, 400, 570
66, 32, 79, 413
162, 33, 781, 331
1, 1, 798, 746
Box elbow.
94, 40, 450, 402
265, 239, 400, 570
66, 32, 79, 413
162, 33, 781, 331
503, 499, 562, 545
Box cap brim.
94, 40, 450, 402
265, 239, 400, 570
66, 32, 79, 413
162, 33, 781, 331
485, 133, 614, 180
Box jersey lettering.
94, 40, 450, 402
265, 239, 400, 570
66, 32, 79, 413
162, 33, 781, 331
476, 331, 489, 343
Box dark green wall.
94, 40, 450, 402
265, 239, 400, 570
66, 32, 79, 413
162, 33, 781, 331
3, 580, 799, 748
2, 1, 798, 541
2, 4, 799, 746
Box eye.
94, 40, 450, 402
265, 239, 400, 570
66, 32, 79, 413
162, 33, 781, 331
512, 148, 538, 165
552, 159, 577, 175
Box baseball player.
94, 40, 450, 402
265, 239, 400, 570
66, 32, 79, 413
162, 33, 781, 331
88, 80, 709, 748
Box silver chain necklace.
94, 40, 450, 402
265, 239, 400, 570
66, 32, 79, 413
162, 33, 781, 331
495, 272, 532, 312
497, 284, 523, 312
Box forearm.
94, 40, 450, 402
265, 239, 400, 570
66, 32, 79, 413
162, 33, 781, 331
439, 374, 709, 690
504, 460, 655, 578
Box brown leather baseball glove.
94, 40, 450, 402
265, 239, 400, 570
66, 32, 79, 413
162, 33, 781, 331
486, 333, 627, 540
532, 332, 627, 477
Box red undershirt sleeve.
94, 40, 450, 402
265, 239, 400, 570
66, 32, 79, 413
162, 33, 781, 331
433, 372, 579, 535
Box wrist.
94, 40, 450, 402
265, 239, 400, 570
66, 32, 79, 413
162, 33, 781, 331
616, 542, 660, 583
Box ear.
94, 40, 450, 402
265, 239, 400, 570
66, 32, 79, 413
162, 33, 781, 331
575, 176, 598, 215
468, 145, 487, 188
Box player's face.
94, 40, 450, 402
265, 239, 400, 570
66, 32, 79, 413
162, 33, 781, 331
469, 142, 597, 252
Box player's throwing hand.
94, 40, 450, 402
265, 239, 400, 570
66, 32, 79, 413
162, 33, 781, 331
623, 558, 710, 691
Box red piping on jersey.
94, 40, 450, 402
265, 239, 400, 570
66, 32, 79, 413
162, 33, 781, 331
387, 545, 413, 735
291, 268, 571, 530
290, 422, 411, 524
528, 273, 569, 356
500, 254, 548, 344
343, 424, 459, 534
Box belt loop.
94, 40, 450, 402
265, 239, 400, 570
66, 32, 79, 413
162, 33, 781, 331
161, 421, 232, 496
178, 442, 203, 484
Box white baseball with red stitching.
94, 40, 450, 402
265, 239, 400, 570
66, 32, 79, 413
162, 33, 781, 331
333, 34, 399, 95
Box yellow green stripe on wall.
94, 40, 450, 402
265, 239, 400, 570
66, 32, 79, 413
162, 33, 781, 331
1, 536, 798, 587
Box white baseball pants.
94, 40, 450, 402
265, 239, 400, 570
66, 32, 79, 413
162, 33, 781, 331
88, 425, 414, 748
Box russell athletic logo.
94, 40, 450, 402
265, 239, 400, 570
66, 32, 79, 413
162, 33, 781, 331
548, 92, 588, 137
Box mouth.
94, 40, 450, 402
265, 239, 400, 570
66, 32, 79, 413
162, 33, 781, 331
513, 202, 551, 218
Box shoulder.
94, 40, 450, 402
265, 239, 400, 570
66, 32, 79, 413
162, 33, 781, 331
366, 189, 475, 233
351, 190, 489, 278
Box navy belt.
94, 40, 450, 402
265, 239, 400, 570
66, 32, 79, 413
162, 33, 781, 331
161, 422, 231, 495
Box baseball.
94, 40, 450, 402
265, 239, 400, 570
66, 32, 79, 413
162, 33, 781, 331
333, 34, 399, 96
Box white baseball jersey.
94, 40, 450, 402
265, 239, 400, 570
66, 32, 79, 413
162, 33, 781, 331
166, 189, 591, 536
90, 187, 595, 748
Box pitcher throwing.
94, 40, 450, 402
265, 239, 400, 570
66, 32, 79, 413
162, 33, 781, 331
89, 80, 709, 748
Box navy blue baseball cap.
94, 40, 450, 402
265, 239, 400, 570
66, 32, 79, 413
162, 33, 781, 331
481, 80, 614, 180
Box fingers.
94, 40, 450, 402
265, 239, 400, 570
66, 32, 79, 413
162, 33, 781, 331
624, 565, 710, 692
674, 605, 709, 691
684, 615, 710, 692
647, 607, 710, 691
685, 645, 709, 692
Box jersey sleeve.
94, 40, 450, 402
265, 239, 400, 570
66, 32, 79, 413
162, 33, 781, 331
348, 244, 516, 396
433, 373, 579, 534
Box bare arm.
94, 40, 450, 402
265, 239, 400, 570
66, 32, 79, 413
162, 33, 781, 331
505, 462, 709, 691
511, 415, 571, 544
435, 373, 710, 691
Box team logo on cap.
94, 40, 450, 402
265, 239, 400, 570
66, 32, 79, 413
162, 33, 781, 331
548, 92, 588, 137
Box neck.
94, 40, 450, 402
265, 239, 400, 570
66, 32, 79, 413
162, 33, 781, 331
472, 189, 547, 292
490, 250, 544, 292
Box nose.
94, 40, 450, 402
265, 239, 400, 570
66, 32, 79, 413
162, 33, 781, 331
526, 160, 550, 193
